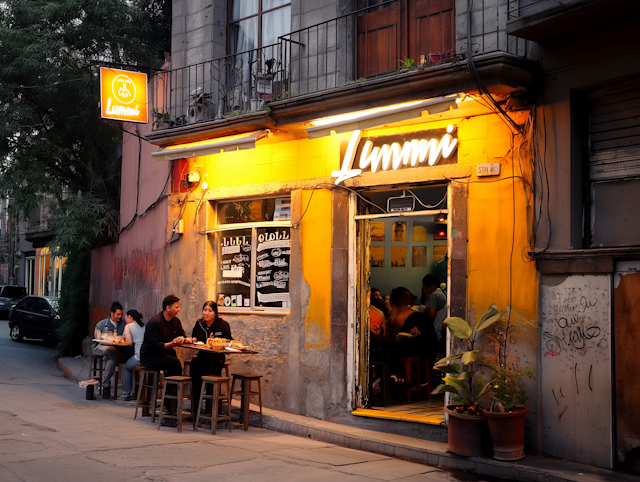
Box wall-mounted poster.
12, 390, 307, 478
255, 226, 291, 308
217, 229, 252, 307
391, 246, 406, 267
370, 246, 385, 267
371, 221, 385, 242
412, 246, 427, 267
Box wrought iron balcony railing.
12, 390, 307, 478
152, 0, 530, 131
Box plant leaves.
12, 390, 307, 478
435, 363, 461, 374
444, 317, 472, 339
474, 307, 503, 334
435, 353, 463, 366
443, 376, 472, 397
457, 371, 475, 380
460, 350, 479, 365
476, 380, 492, 398
431, 384, 459, 396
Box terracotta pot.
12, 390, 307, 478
445, 405, 489, 457
483, 406, 529, 461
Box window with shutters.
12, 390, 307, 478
355, 0, 454, 78
574, 78, 640, 248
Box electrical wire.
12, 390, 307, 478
405, 189, 447, 210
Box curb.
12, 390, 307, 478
58, 357, 633, 482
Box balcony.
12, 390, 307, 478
148, 0, 536, 145
507, 0, 640, 41
25, 213, 53, 247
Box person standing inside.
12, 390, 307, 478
420, 274, 447, 350
93, 302, 126, 394
189, 301, 232, 407
119, 310, 145, 400
140, 294, 186, 377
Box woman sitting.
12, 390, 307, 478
119, 310, 145, 400
190, 301, 233, 408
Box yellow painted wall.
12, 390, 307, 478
299, 189, 333, 351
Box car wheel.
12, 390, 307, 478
10, 324, 23, 342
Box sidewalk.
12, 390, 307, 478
59, 356, 632, 482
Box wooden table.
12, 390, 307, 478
93, 339, 130, 347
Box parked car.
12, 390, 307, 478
0, 285, 27, 318
9, 296, 59, 342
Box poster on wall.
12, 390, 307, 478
255, 227, 290, 308
217, 229, 252, 308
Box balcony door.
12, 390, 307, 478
356, 0, 454, 78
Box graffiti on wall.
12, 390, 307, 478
542, 292, 607, 358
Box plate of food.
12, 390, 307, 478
194, 341, 205, 346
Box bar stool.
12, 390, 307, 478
420, 357, 434, 399
223, 361, 230, 378
369, 360, 387, 407
399, 357, 422, 403
195, 376, 232, 434
158, 376, 193, 432
89, 355, 104, 394
231, 373, 263, 431
134, 368, 162, 422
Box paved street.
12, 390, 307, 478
0, 321, 501, 482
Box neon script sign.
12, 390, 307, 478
331, 125, 458, 185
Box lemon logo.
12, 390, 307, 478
112, 74, 136, 105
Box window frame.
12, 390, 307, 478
212, 196, 292, 314
227, 0, 292, 55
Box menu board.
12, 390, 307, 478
255, 226, 291, 308
217, 228, 252, 308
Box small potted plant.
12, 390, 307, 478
152, 109, 170, 130
432, 306, 503, 456
483, 364, 534, 461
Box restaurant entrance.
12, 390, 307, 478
353, 184, 449, 424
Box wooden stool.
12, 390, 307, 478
223, 361, 230, 378
231, 373, 263, 431
421, 357, 433, 399
399, 357, 422, 403
369, 360, 387, 407
158, 376, 193, 432
134, 368, 162, 422
89, 355, 104, 394
195, 376, 232, 434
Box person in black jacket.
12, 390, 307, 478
140, 294, 186, 377
190, 300, 233, 408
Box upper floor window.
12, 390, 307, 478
229, 0, 291, 54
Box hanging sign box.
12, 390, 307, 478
99, 67, 148, 123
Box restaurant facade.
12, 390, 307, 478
90, 0, 546, 455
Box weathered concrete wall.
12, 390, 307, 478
539, 274, 612, 468
89, 120, 170, 328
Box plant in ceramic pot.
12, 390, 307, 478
432, 306, 503, 457
484, 364, 534, 461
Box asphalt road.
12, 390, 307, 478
0, 320, 500, 482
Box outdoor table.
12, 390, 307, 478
93, 339, 130, 347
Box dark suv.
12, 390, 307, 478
9, 296, 59, 342
0, 286, 27, 318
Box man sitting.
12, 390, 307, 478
93, 302, 126, 393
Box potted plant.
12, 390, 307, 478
432, 306, 503, 456
483, 364, 534, 461
152, 109, 170, 130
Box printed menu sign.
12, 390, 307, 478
255, 227, 291, 308
217, 229, 251, 307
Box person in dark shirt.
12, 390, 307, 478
388, 287, 437, 358
140, 294, 186, 377
190, 300, 233, 407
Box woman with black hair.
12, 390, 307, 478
190, 301, 233, 408
119, 309, 145, 400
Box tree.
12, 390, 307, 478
0, 0, 170, 355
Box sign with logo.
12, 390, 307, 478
100, 67, 148, 123
331, 125, 458, 185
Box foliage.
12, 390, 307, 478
489, 364, 534, 412
0, 0, 170, 353
152, 109, 170, 129
399, 58, 417, 70
55, 248, 91, 356
432, 306, 504, 408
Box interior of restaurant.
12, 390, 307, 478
359, 185, 449, 423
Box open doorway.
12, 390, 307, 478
354, 185, 449, 423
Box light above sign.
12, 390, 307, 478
100, 67, 148, 123
331, 125, 459, 185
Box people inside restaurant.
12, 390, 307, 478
419, 274, 447, 352
189, 300, 233, 407
119, 309, 145, 400
92, 301, 126, 394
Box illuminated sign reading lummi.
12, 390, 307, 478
331, 125, 458, 185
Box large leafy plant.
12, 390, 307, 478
432, 306, 504, 413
